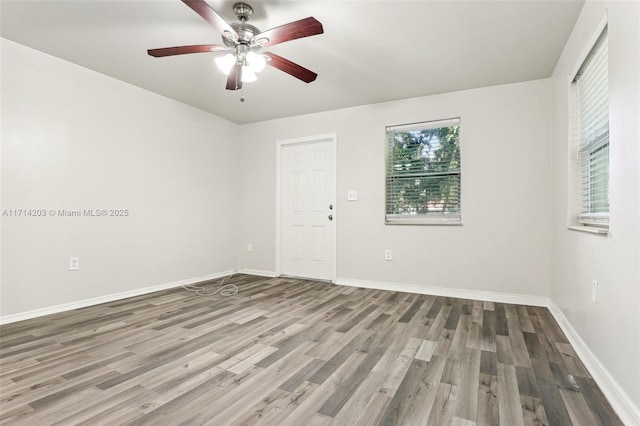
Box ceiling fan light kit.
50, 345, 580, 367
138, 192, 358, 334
147, 0, 323, 91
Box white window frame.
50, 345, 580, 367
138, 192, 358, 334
568, 14, 609, 234
385, 117, 462, 225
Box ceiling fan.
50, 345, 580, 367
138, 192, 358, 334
148, 0, 324, 91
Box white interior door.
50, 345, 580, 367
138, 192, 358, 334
279, 136, 335, 281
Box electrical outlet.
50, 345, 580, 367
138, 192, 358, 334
384, 250, 392, 261
347, 190, 358, 201
592, 280, 598, 303
247, 243, 253, 253
69, 257, 79, 271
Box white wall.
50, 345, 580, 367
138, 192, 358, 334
237, 79, 553, 297
550, 0, 640, 413
1, 39, 239, 317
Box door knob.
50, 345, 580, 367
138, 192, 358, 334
328, 214, 333, 221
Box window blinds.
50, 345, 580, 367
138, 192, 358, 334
385, 118, 461, 224
575, 28, 609, 226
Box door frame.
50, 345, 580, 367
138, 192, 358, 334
275, 133, 337, 282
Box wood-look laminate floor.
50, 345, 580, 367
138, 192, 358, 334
0, 275, 622, 425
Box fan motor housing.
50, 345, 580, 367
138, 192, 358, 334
224, 22, 261, 47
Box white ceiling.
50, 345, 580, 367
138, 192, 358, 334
1, 0, 584, 124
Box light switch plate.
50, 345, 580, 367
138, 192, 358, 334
69, 257, 79, 271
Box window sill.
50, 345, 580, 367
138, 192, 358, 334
567, 225, 609, 235
386, 221, 463, 226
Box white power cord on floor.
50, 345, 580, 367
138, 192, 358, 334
181, 270, 238, 297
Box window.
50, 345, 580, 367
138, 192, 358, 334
385, 118, 461, 224
572, 27, 609, 228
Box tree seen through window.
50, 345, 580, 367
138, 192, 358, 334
386, 119, 461, 224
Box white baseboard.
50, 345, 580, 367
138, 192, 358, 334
548, 302, 640, 425
238, 269, 277, 278
0, 270, 235, 325
335, 277, 549, 306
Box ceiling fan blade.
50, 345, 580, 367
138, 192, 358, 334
257, 17, 323, 48
226, 63, 243, 90
147, 44, 230, 57
264, 52, 317, 83
182, 0, 238, 39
